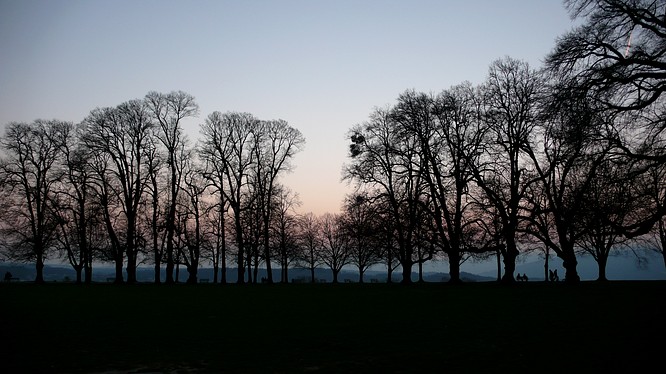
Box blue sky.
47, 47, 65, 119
0, 0, 575, 215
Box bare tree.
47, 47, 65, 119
178, 155, 207, 284
340, 194, 382, 283
199, 111, 258, 284
0, 120, 69, 283
53, 123, 97, 283
81, 100, 153, 283
271, 186, 301, 283
251, 119, 305, 284
145, 90, 199, 284
472, 57, 543, 283
319, 213, 350, 283
345, 106, 426, 283
297, 212, 322, 283
546, 0, 666, 239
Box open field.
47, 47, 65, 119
1, 281, 664, 373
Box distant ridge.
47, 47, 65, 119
0, 263, 495, 283
478, 254, 666, 281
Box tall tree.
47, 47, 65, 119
472, 57, 543, 282
345, 107, 425, 283
546, 0, 666, 238
53, 123, 96, 283
81, 100, 153, 283
145, 90, 199, 284
0, 120, 68, 283
271, 186, 301, 283
251, 119, 305, 284
341, 194, 382, 283
178, 155, 207, 284
297, 212, 322, 283
199, 111, 258, 284
319, 213, 350, 283
523, 77, 615, 283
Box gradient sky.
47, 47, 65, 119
0, 0, 575, 216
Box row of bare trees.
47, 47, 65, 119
0, 91, 313, 284
2, 0, 664, 285
344, 0, 666, 283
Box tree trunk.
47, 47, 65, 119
235, 211, 245, 284
154, 258, 161, 284
84, 262, 92, 284
332, 269, 339, 284
496, 249, 502, 282
221, 255, 227, 284
310, 265, 315, 283
165, 237, 175, 284
114, 252, 124, 284
213, 264, 219, 284
596, 255, 608, 282
501, 239, 518, 283
544, 253, 549, 282
560, 252, 580, 283
126, 221, 137, 284
401, 261, 413, 284
448, 251, 462, 283
75, 266, 83, 284
126, 245, 137, 284
187, 265, 198, 284
35, 253, 45, 284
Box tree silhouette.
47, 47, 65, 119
0, 120, 69, 283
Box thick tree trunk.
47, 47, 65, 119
560, 253, 580, 283
35, 253, 45, 284
501, 239, 518, 283
596, 255, 608, 282
401, 261, 413, 284
75, 266, 83, 284
448, 251, 462, 283
187, 265, 198, 284
114, 253, 124, 284
332, 269, 339, 284
126, 244, 137, 284
283, 263, 289, 283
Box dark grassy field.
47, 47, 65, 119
1, 281, 664, 373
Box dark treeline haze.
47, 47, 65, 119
2, 0, 666, 284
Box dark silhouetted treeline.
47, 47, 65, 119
1, 0, 665, 284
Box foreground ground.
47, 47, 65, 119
0, 281, 664, 373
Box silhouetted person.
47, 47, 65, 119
4, 271, 12, 282
523, 274, 528, 282
516, 273, 523, 281
553, 269, 559, 282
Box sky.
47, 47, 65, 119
0, 0, 576, 216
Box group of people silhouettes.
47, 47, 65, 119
515, 269, 560, 282
516, 273, 529, 281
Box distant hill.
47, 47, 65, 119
5, 253, 662, 283
478, 253, 666, 281
0, 263, 494, 283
